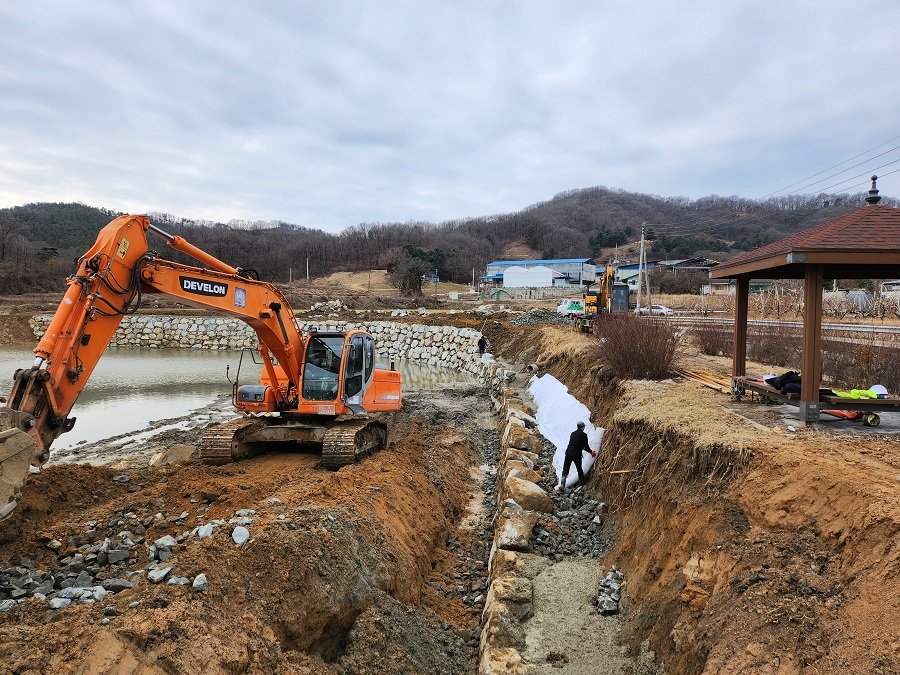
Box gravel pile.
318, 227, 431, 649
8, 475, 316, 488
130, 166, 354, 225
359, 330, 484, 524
510, 309, 571, 327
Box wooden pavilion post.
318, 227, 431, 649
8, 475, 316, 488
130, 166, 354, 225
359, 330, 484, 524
732, 275, 749, 378
799, 264, 823, 423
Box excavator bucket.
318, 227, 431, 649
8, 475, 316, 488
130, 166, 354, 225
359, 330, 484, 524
0, 427, 35, 519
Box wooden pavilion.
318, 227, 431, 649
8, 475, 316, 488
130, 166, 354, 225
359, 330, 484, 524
711, 177, 900, 423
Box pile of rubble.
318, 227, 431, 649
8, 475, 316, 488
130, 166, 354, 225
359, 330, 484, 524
0, 477, 283, 615
475, 304, 514, 316
595, 569, 625, 615
532, 494, 610, 559
510, 309, 570, 327
389, 307, 429, 317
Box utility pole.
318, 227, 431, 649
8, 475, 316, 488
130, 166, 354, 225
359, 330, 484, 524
368, 269, 372, 294
636, 224, 644, 313
306, 257, 309, 284
289, 267, 292, 283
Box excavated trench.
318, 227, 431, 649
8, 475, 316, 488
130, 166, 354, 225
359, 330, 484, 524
486, 323, 900, 675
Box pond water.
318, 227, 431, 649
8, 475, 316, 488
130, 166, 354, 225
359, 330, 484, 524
0, 347, 471, 449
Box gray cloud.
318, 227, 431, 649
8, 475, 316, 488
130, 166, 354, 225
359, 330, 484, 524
1, 1, 898, 231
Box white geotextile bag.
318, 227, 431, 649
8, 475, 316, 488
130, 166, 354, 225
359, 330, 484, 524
528, 374, 604, 487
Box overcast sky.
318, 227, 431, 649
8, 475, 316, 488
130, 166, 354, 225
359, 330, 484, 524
1, 1, 898, 231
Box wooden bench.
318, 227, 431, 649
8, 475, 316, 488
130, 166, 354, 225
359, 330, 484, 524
735, 377, 799, 400
734, 376, 899, 425
820, 394, 900, 406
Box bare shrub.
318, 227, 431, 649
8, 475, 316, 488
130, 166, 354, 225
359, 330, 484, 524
595, 315, 681, 379
691, 323, 730, 356
866, 346, 900, 393
821, 344, 855, 387
838, 339, 900, 393
747, 323, 800, 367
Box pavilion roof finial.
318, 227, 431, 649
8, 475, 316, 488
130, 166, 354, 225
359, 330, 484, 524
865, 175, 882, 206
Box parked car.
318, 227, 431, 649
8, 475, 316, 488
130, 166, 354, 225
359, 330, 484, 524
637, 304, 674, 316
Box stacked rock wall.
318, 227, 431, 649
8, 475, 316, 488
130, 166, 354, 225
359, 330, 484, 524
478, 378, 553, 674
28, 315, 485, 374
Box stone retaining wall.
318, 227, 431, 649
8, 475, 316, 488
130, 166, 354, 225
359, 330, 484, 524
29, 316, 486, 374
478, 375, 552, 674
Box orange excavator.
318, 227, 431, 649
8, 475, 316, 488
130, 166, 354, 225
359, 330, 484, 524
0, 215, 402, 517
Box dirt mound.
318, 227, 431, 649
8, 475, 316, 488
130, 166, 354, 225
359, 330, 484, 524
0, 408, 483, 674
0, 312, 36, 347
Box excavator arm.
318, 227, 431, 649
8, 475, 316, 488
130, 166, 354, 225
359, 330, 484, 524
0, 214, 307, 516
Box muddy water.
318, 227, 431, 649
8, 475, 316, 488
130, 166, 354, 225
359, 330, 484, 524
0, 347, 471, 449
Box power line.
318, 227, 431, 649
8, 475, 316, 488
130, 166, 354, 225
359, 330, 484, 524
763, 133, 900, 197
811, 165, 900, 195
778, 144, 900, 196
798, 157, 900, 195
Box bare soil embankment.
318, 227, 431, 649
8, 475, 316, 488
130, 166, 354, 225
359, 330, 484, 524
0, 389, 495, 674
487, 324, 900, 675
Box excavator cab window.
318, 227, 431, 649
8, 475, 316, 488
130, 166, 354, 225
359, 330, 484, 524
302, 335, 344, 401
344, 335, 365, 399
364, 336, 374, 382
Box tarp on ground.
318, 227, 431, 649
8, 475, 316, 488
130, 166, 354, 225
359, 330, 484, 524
528, 373, 603, 487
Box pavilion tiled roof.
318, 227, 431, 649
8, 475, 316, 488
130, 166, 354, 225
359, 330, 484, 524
713, 205, 900, 276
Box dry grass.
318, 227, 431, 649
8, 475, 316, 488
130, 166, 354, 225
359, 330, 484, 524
533, 326, 597, 364
595, 314, 681, 380
307, 269, 473, 295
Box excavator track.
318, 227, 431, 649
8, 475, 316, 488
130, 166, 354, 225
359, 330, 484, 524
321, 419, 388, 470
197, 417, 261, 465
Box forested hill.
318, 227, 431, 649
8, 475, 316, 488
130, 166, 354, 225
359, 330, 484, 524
0, 186, 896, 293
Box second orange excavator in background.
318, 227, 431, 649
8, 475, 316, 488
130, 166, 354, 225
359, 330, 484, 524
0, 215, 402, 517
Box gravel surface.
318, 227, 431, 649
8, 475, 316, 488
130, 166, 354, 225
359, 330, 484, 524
523, 557, 661, 675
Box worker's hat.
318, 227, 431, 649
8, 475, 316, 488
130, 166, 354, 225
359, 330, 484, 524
577, 421, 585, 428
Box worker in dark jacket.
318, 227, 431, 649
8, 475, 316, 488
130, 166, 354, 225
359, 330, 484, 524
557, 421, 596, 491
